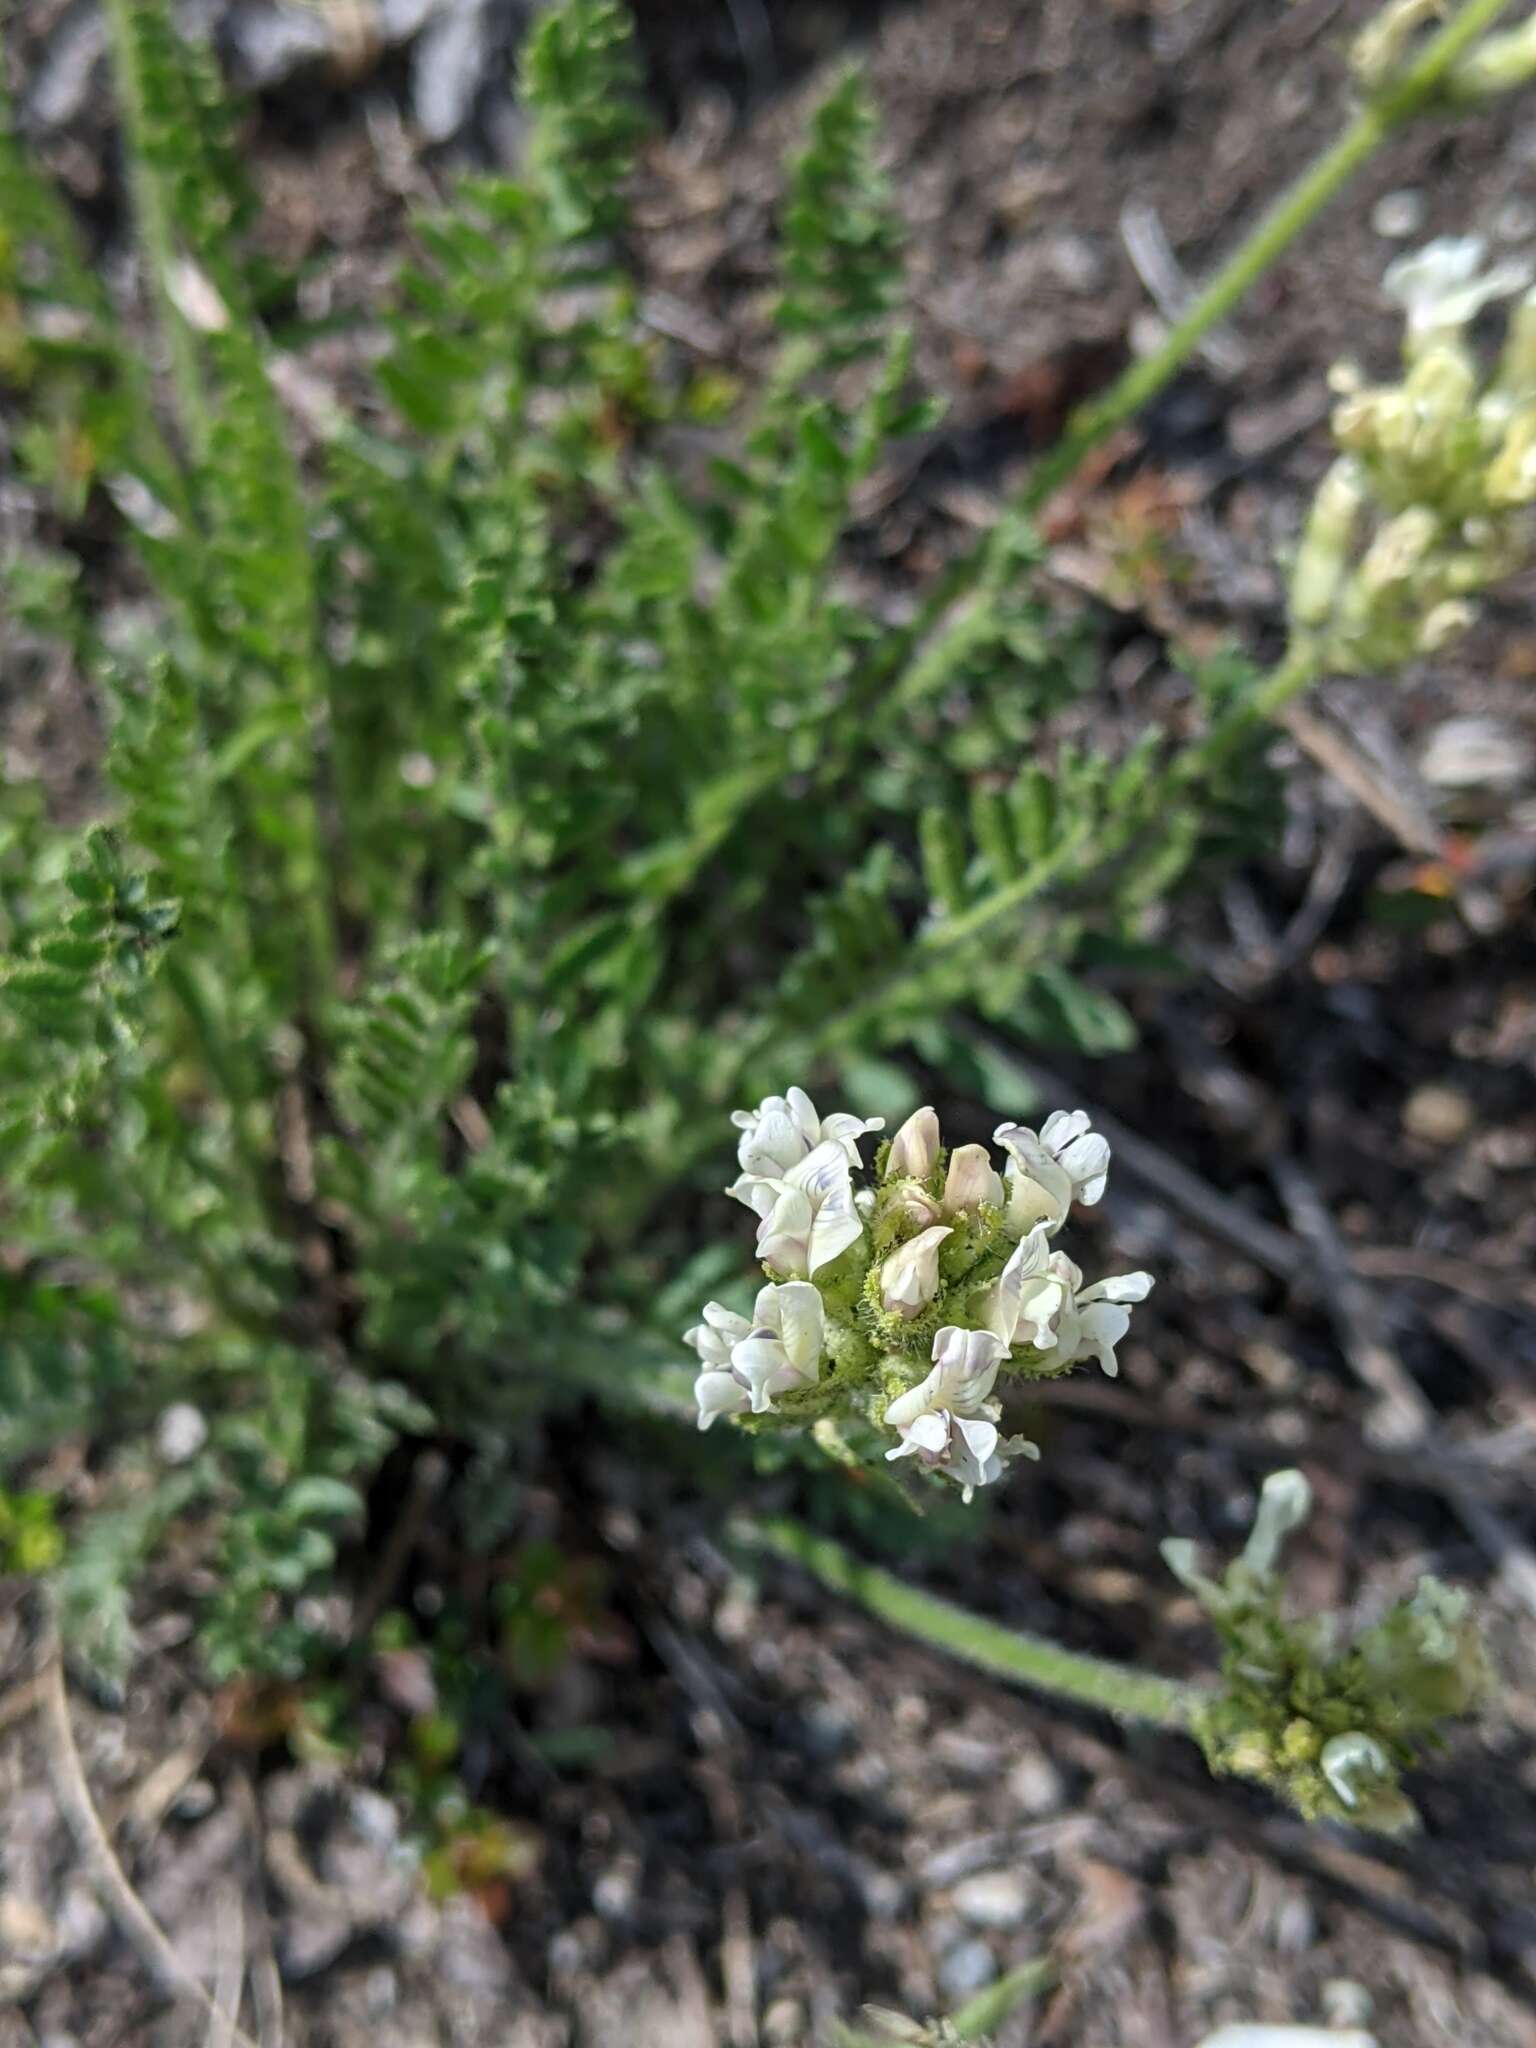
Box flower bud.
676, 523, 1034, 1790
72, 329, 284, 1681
886, 1106, 941, 1181
1417, 598, 1474, 653
943, 1143, 1004, 1214
1290, 459, 1365, 630
1486, 410, 1536, 504
1356, 505, 1437, 597
885, 1186, 944, 1232
879, 1224, 951, 1318
1240, 1467, 1312, 1579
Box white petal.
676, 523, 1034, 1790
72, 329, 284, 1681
884, 1362, 946, 1431
979, 1224, 1052, 1348
905, 1411, 951, 1456
725, 1172, 779, 1217
731, 1335, 794, 1412
820, 1109, 885, 1165
929, 1327, 1004, 1408
683, 1305, 752, 1368
1057, 1130, 1110, 1205
943, 1143, 1005, 1213
1038, 1109, 1091, 1150
953, 1414, 1000, 1467
786, 1138, 853, 1199
756, 1187, 814, 1277
1013, 1272, 1069, 1350
1078, 1271, 1154, 1305
767, 1280, 825, 1375
806, 1184, 863, 1276
1075, 1300, 1132, 1377
879, 1224, 952, 1315
887, 1106, 941, 1180
695, 1368, 749, 1430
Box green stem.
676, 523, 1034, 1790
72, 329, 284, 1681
878, 0, 1517, 718
160, 951, 274, 1208
1171, 640, 1323, 789
737, 1516, 1205, 1731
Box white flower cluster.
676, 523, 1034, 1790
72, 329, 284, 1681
685, 1090, 1154, 1501
1289, 236, 1536, 673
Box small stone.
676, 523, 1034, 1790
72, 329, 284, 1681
172, 1779, 217, 1822
412, 0, 489, 144
1007, 1751, 1064, 1814
1043, 232, 1104, 294
855, 1864, 906, 1920
0, 1895, 56, 1959
155, 1403, 208, 1464
591, 1858, 638, 1921
1420, 715, 1533, 794
1402, 1084, 1475, 1146
1322, 1980, 1375, 2026
952, 1869, 1030, 1932
938, 1936, 998, 2001
280, 1909, 353, 1979
764, 1997, 806, 2045
1371, 189, 1426, 239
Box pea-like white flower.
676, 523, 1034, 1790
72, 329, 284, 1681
975, 1232, 1150, 1372
974, 1224, 1062, 1350
886, 1105, 941, 1181
729, 1086, 884, 1181
943, 1142, 1005, 1215
879, 1224, 952, 1318
686, 1302, 755, 1430
994, 1111, 1110, 1236
1383, 235, 1532, 343
731, 1280, 825, 1412
729, 1139, 864, 1278
884, 1327, 1036, 1499
686, 1281, 826, 1428
1047, 1255, 1154, 1378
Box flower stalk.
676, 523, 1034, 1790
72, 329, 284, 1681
735, 1515, 1204, 1731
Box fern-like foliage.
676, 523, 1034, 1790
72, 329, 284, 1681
0, 0, 1285, 1682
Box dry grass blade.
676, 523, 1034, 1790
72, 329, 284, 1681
37, 1621, 262, 2048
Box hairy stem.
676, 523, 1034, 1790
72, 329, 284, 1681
737, 1515, 1206, 1730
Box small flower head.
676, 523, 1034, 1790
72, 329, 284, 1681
692, 1087, 1146, 1499
1290, 242, 1536, 672
1167, 1472, 1490, 1834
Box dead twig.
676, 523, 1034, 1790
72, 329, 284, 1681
1118, 200, 1247, 374
0, 1670, 52, 1741
1271, 1157, 1536, 1620
1278, 700, 1443, 858
1270, 1156, 1433, 1447
1019, 1374, 1533, 1502
207, 1883, 246, 2048
38, 1621, 261, 2048
227, 1767, 287, 2048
